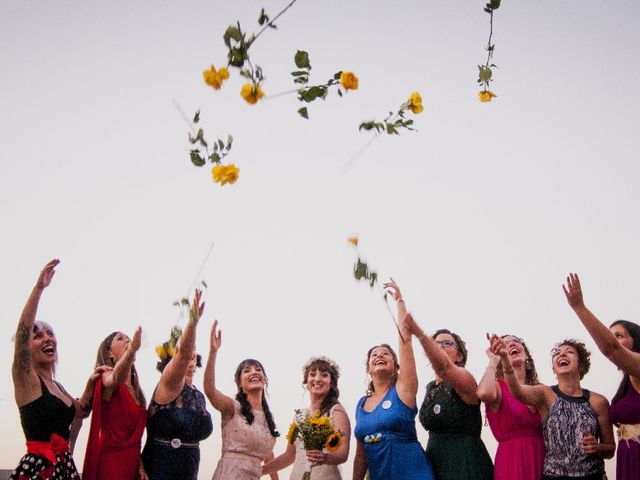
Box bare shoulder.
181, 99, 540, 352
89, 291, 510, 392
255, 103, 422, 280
588, 390, 610, 409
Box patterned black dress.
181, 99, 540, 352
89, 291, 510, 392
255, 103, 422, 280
11, 376, 79, 480
141, 384, 213, 480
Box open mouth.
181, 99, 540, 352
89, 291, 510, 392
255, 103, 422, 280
42, 344, 55, 355
558, 358, 570, 367
509, 347, 520, 356
374, 359, 386, 366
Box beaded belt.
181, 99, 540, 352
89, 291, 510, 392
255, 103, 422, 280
152, 437, 199, 449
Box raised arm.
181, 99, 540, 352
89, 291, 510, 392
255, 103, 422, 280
476, 337, 502, 411
102, 327, 142, 396
155, 289, 204, 403
13, 259, 59, 388
383, 279, 418, 407
563, 273, 640, 378
203, 319, 235, 417
489, 334, 551, 413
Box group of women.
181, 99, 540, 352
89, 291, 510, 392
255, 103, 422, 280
10, 260, 640, 480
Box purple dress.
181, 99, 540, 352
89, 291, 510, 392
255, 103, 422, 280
485, 381, 544, 480
609, 383, 640, 480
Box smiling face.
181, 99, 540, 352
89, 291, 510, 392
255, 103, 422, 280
367, 346, 397, 379
236, 360, 267, 394
503, 335, 527, 365
30, 321, 57, 366
108, 332, 130, 362
551, 344, 579, 376
305, 368, 332, 397
434, 333, 463, 366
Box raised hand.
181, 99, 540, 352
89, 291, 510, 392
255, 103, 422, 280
383, 277, 403, 302
489, 334, 509, 362
36, 259, 60, 289
129, 326, 142, 353
189, 288, 206, 323
484, 333, 500, 364
210, 320, 222, 353
562, 273, 585, 310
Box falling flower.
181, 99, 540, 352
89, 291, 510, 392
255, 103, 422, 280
408, 91, 423, 114
339, 71, 359, 91
241, 83, 265, 104
348, 236, 359, 247
203, 65, 230, 90
212, 163, 240, 186
479, 90, 497, 102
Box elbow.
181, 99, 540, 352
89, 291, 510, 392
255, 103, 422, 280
476, 388, 497, 405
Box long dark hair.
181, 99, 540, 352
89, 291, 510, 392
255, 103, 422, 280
610, 320, 640, 405
96, 331, 146, 407
234, 359, 279, 437
303, 358, 340, 416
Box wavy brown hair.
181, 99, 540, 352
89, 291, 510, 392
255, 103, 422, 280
96, 331, 146, 406
303, 358, 340, 416
365, 343, 399, 395
495, 334, 540, 386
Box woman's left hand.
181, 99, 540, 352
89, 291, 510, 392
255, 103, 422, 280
306, 449, 327, 466
581, 433, 599, 454
383, 278, 402, 302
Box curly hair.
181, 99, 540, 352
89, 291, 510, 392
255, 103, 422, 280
234, 359, 279, 438
495, 334, 540, 386
432, 329, 468, 367
365, 344, 399, 395
302, 358, 341, 416
552, 339, 591, 379
610, 320, 640, 405
96, 331, 146, 407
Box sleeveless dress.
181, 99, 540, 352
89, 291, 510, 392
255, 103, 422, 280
485, 380, 544, 480
82, 378, 147, 480
212, 400, 277, 480
141, 384, 213, 480
541, 385, 604, 479
419, 380, 493, 480
10, 376, 79, 480
354, 386, 436, 480
609, 382, 640, 480
289, 406, 343, 480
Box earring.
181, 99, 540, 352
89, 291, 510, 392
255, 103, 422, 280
525, 359, 532, 371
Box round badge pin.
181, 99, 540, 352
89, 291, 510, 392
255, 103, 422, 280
433, 404, 441, 414
382, 400, 392, 409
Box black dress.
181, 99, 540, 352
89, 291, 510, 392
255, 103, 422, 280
11, 376, 79, 479
142, 384, 213, 480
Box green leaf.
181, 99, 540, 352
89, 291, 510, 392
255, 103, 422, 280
386, 123, 398, 135
201, 280, 208, 288
337, 89, 343, 97
190, 150, 205, 167
217, 139, 224, 150
226, 135, 233, 148
193, 110, 200, 123
298, 107, 309, 119
258, 8, 270, 25
229, 47, 245, 68
333, 71, 342, 80
224, 25, 242, 47
290, 70, 309, 77
294, 50, 311, 69
478, 66, 493, 82
211, 152, 221, 164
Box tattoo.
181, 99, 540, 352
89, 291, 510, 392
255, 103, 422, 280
16, 323, 32, 373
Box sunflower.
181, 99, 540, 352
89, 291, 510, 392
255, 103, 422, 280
286, 423, 299, 445
325, 431, 343, 452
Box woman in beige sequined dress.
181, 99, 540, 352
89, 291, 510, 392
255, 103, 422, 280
204, 320, 280, 480
262, 356, 351, 480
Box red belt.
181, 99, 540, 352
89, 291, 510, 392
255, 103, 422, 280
26, 433, 69, 464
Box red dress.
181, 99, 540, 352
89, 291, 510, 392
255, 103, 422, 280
82, 377, 146, 480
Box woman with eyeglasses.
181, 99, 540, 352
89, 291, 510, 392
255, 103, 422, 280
563, 273, 640, 480
490, 334, 615, 480
477, 334, 544, 480
388, 280, 493, 480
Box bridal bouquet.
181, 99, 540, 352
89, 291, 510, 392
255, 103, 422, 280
287, 409, 343, 480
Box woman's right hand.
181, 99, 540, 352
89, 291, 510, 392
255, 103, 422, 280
189, 288, 205, 323
383, 277, 403, 302
36, 259, 60, 289
129, 326, 142, 354
489, 334, 509, 363
210, 320, 222, 353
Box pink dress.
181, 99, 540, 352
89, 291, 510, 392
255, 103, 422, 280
485, 381, 544, 480
211, 400, 277, 479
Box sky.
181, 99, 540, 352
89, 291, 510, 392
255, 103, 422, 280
1, 0, 640, 478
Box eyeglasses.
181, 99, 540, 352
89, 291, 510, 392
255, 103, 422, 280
435, 340, 457, 349
503, 336, 524, 346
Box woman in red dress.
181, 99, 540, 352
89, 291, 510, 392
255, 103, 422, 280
82, 328, 147, 480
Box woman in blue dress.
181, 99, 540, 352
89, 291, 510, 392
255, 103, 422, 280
352, 279, 435, 480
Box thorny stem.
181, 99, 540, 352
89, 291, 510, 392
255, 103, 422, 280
250, 0, 299, 46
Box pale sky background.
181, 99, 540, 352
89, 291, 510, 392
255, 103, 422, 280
1, 0, 640, 478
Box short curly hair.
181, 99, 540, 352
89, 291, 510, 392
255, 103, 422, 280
551, 339, 591, 379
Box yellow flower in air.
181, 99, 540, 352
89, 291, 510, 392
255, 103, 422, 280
155, 345, 168, 360
340, 71, 359, 91
408, 91, 423, 114
348, 236, 359, 247
212, 163, 240, 186
241, 83, 265, 105
166, 343, 176, 358
203, 65, 230, 90
479, 90, 497, 103
325, 432, 343, 452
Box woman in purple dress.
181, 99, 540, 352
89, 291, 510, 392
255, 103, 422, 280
564, 273, 640, 480
477, 334, 544, 480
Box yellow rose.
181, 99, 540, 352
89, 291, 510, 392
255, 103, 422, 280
155, 345, 168, 360
166, 344, 176, 358
479, 90, 497, 102
348, 236, 359, 247
241, 83, 265, 105
203, 65, 229, 90
408, 91, 423, 114
340, 71, 359, 91
212, 164, 240, 186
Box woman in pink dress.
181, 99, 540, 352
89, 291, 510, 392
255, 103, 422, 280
82, 328, 147, 480
564, 273, 640, 480
477, 334, 544, 480
205, 320, 279, 480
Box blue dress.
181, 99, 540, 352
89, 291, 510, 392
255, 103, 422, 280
355, 386, 435, 480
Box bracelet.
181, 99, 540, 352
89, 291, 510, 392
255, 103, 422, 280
397, 298, 405, 303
